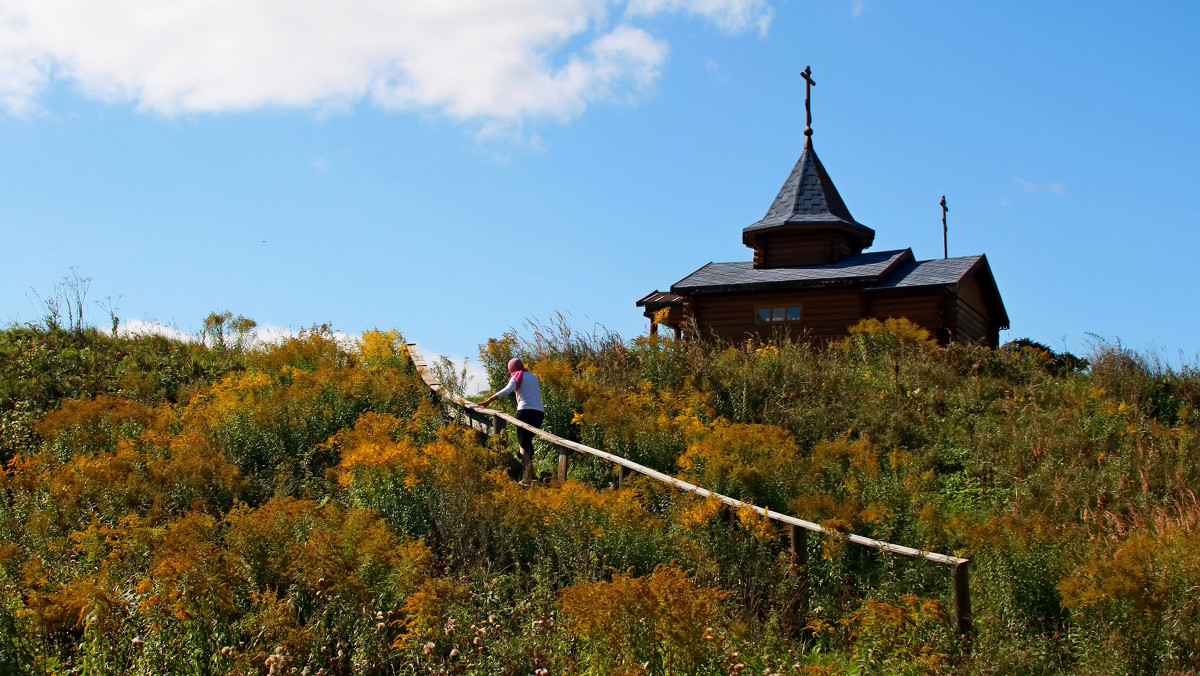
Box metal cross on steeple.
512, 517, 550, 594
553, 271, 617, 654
801, 66, 816, 138
940, 195, 949, 259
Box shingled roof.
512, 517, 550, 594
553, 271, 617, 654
635, 290, 684, 308
866, 254, 1010, 329
742, 138, 875, 247
863, 255, 982, 290
672, 249, 913, 295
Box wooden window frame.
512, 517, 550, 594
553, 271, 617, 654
755, 304, 803, 324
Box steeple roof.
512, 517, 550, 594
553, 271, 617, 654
742, 138, 875, 247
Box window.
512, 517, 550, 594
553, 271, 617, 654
755, 304, 802, 323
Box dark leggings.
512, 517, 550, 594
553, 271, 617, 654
515, 408, 545, 459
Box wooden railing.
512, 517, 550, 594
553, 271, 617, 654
406, 342, 972, 637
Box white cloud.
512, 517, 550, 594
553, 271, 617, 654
117, 319, 488, 391
1012, 176, 1040, 192
704, 56, 728, 83
626, 0, 773, 35
425, 350, 490, 396
1011, 176, 1066, 195
0, 10, 45, 116
118, 319, 355, 348
0, 0, 768, 128
851, 0, 866, 18
119, 318, 194, 342
310, 157, 329, 171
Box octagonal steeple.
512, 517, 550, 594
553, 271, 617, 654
742, 68, 875, 268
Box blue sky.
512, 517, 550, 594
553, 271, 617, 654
2, 0, 1198, 374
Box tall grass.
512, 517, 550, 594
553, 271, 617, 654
1, 317, 1198, 673
484, 317, 1200, 673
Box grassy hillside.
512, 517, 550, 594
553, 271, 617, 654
0, 319, 1197, 674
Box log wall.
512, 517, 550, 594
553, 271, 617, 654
752, 231, 861, 268
687, 270, 1001, 346
951, 274, 1000, 346
691, 287, 863, 342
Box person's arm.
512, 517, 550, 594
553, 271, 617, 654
476, 376, 516, 407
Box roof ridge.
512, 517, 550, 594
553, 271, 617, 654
912, 253, 984, 263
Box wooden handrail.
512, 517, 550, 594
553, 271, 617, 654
406, 341, 972, 635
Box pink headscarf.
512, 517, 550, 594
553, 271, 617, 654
508, 358, 525, 388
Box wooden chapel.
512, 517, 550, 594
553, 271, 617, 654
637, 67, 1008, 346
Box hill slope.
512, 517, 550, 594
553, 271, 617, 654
1, 320, 1197, 674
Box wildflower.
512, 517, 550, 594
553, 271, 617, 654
422, 641, 435, 655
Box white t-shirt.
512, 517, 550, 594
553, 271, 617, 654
493, 371, 543, 411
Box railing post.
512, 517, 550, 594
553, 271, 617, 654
617, 464, 630, 488
953, 560, 972, 640
557, 448, 569, 482
469, 408, 488, 444
788, 525, 810, 638
491, 414, 506, 437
